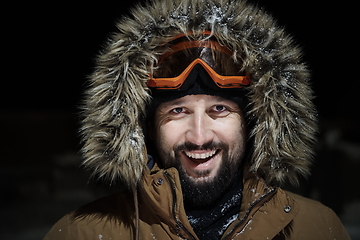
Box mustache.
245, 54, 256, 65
175, 141, 228, 152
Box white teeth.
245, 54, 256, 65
185, 150, 217, 160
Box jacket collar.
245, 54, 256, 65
139, 165, 197, 238
222, 174, 299, 239
139, 165, 299, 239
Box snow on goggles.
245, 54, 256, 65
148, 34, 250, 90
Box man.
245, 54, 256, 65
45, 0, 350, 239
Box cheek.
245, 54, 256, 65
156, 122, 186, 154
214, 116, 246, 152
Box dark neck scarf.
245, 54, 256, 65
185, 172, 243, 240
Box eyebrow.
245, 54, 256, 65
165, 96, 232, 107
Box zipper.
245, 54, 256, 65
222, 188, 277, 240
163, 171, 197, 240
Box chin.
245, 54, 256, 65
187, 173, 215, 184
186, 167, 220, 182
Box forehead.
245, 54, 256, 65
158, 94, 237, 108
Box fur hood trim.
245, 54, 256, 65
81, 0, 317, 188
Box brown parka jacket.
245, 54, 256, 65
44, 166, 350, 240
45, 0, 351, 239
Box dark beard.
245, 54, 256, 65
161, 141, 243, 208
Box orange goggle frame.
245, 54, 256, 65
148, 58, 250, 90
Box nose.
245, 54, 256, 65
185, 110, 214, 145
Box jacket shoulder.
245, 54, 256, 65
73, 190, 135, 222
285, 191, 351, 240
286, 191, 329, 211
43, 214, 72, 240
44, 191, 136, 240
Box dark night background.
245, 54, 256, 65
1, 1, 359, 239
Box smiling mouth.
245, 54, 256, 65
183, 149, 220, 161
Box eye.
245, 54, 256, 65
171, 107, 184, 114
208, 104, 231, 118
214, 105, 227, 112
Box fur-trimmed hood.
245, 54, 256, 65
81, 0, 317, 189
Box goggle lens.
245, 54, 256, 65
148, 34, 250, 90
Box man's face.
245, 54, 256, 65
153, 94, 247, 207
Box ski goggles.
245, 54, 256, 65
148, 34, 250, 90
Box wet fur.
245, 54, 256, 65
81, 0, 317, 188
